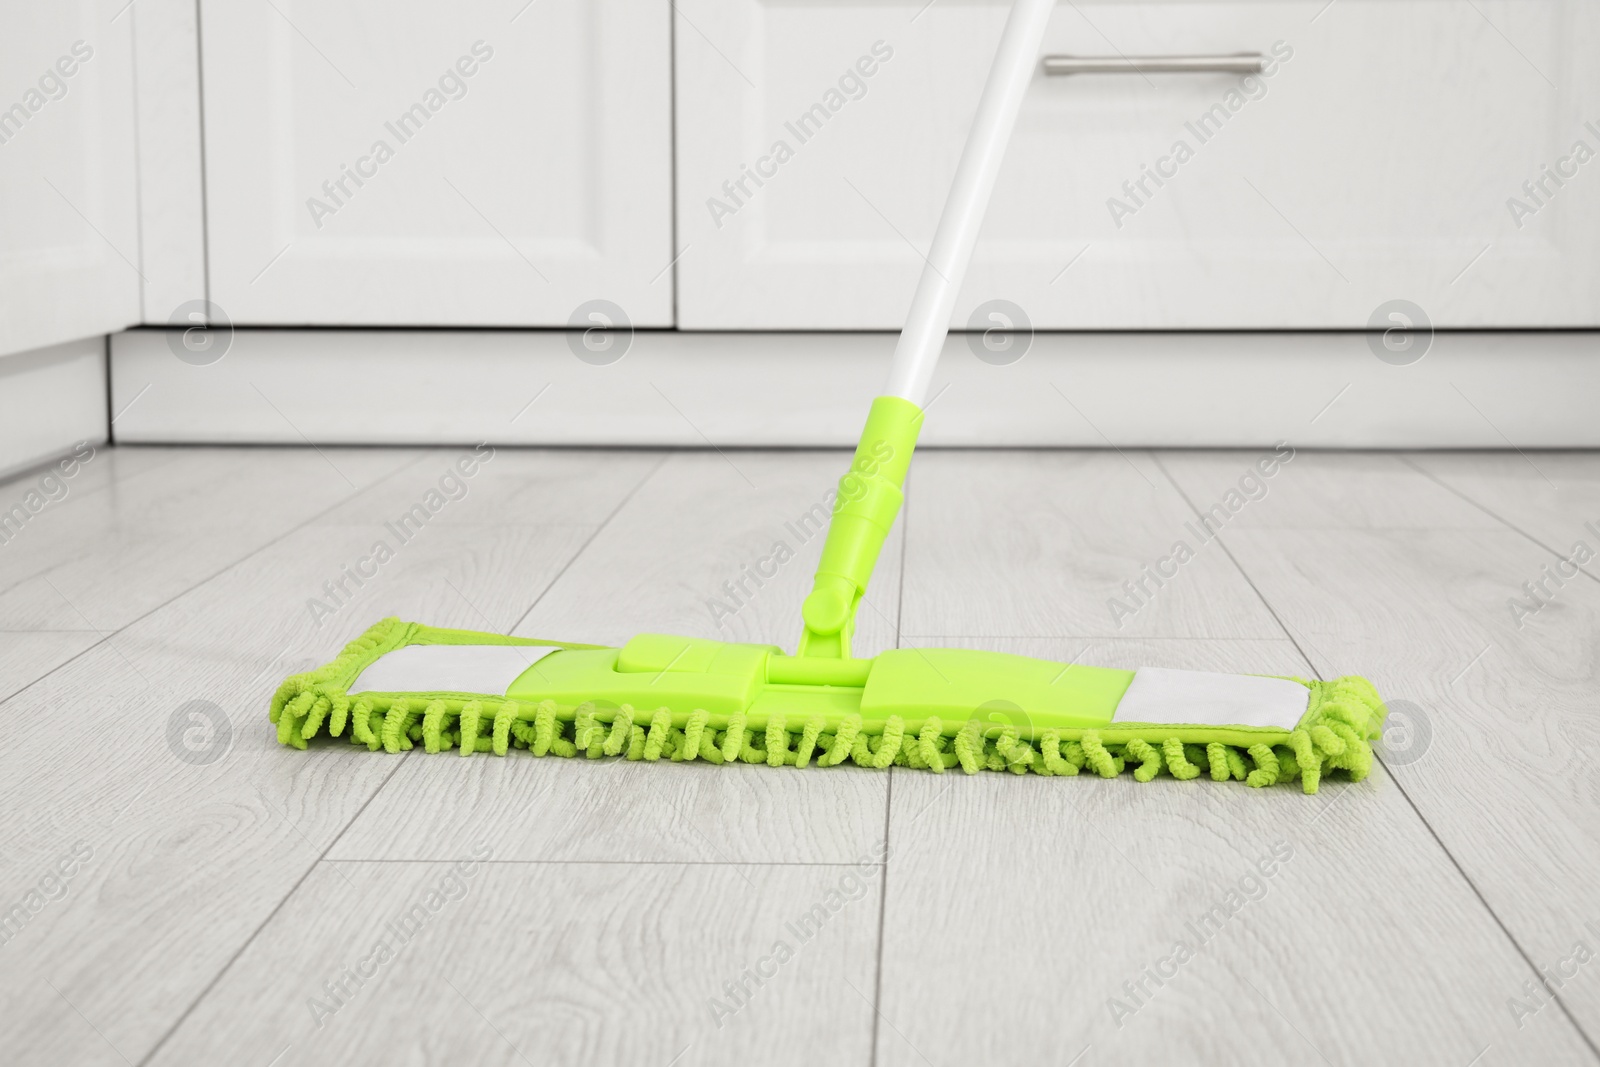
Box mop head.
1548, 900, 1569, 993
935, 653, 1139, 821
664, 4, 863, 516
269, 619, 1386, 794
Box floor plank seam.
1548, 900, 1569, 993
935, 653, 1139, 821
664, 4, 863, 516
1159, 450, 1600, 1061
1379, 753, 1600, 1061
321, 858, 893, 868
0, 448, 320, 603
1150, 453, 1323, 677
867, 769, 892, 1067
507, 453, 670, 634
133, 752, 417, 1067
867, 468, 909, 1067
1394, 455, 1600, 1059
1400, 455, 1600, 593
0, 449, 438, 709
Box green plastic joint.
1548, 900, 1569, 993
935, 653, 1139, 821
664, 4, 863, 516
798, 395, 923, 658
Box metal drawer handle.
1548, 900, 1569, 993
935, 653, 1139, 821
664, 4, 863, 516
1042, 53, 1265, 76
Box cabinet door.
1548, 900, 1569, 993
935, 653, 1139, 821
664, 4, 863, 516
675, 0, 1600, 329
200, 0, 674, 326
0, 2, 140, 357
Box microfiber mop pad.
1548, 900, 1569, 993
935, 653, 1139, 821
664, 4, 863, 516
271, 619, 1384, 793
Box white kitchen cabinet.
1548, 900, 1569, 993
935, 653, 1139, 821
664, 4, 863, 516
0, 1, 141, 358
674, 0, 1600, 329
131, 0, 208, 323
199, 0, 674, 326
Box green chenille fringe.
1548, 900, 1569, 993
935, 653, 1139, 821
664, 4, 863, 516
269, 619, 1387, 794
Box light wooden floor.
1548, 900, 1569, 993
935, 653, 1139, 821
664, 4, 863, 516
3, 444, 1599, 1066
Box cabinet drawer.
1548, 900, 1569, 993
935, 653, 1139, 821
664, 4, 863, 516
200, 0, 674, 326
674, 0, 1600, 329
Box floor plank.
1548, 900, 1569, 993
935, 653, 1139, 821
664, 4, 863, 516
147, 861, 881, 1067
331, 450, 896, 865
1164, 454, 1600, 1050
515, 450, 901, 654
0, 454, 653, 1066
328, 751, 893, 867
1406, 450, 1600, 555
0, 447, 424, 699
0, 447, 411, 615
0, 444, 186, 579
899, 451, 1285, 639
1158, 449, 1501, 532
6, 444, 1598, 1067
879, 637, 1594, 1066
0, 631, 100, 700
309, 446, 662, 530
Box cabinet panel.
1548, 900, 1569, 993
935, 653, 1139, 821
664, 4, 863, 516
675, 0, 1600, 329
0, 2, 141, 357
200, 0, 674, 326
132, 0, 208, 323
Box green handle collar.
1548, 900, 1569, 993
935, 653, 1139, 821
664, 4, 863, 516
798, 395, 924, 658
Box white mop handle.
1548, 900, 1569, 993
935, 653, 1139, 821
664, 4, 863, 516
883, 0, 1054, 407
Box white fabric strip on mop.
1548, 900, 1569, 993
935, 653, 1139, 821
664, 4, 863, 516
348, 644, 559, 696
1112, 668, 1308, 730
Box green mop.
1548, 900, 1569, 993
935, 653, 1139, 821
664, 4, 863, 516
269, 0, 1385, 793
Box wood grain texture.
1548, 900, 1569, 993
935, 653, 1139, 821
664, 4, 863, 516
0, 444, 185, 588
879, 637, 1595, 1066
0, 446, 424, 631
310, 447, 662, 530
148, 861, 881, 1067
1165, 454, 1600, 1050
0, 631, 100, 703
0, 455, 649, 1066
7, 445, 1600, 1067
1407, 450, 1600, 550
1158, 450, 1502, 531
0, 446, 421, 700
515, 450, 903, 654
899, 450, 1285, 639
333, 450, 895, 865
328, 744, 892, 867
